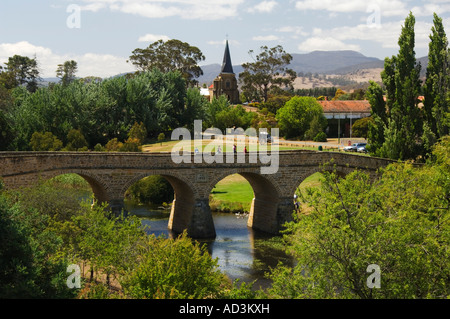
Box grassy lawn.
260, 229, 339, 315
209, 174, 254, 213
142, 139, 325, 153
208, 172, 324, 213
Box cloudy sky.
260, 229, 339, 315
0, 0, 449, 78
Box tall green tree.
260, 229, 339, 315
366, 81, 387, 156
56, 60, 78, 86
378, 13, 423, 160
129, 39, 205, 87
423, 13, 450, 141
275, 96, 326, 139
4, 55, 40, 92
239, 45, 296, 102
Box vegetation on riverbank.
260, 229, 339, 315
0, 137, 449, 299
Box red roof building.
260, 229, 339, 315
319, 100, 371, 119
318, 100, 372, 138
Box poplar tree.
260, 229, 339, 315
379, 12, 423, 160
366, 80, 386, 156
423, 13, 449, 141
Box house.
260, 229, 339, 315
318, 100, 371, 138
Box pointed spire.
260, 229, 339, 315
221, 40, 234, 74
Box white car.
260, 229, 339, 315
344, 143, 367, 152
357, 145, 369, 153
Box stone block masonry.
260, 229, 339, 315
0, 151, 394, 238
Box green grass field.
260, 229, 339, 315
208, 172, 324, 213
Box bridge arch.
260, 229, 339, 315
120, 171, 198, 237
17, 170, 110, 204
207, 169, 283, 234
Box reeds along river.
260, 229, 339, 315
124, 200, 294, 290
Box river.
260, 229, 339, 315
124, 200, 294, 290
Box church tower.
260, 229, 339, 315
210, 40, 240, 104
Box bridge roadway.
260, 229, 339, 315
0, 150, 393, 238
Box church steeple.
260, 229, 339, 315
210, 39, 240, 104
221, 40, 234, 74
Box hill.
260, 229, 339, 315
197, 50, 430, 90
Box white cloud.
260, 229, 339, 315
295, 0, 408, 17
252, 35, 280, 41
247, 1, 278, 13
80, 0, 245, 20
138, 34, 171, 43
317, 19, 437, 50
298, 37, 360, 52
0, 41, 132, 78
276, 26, 309, 37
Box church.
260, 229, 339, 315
209, 40, 240, 104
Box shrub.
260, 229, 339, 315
313, 132, 327, 142
105, 138, 123, 152
121, 233, 226, 299
66, 129, 88, 151
29, 131, 63, 151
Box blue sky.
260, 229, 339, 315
0, 0, 449, 78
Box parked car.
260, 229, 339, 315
344, 143, 366, 152
357, 144, 369, 153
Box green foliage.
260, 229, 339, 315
157, 132, 165, 145
0, 190, 77, 298
0, 109, 13, 150
126, 175, 174, 205
370, 13, 424, 160
122, 138, 142, 152
239, 45, 296, 102
3, 55, 40, 92
121, 232, 226, 299
304, 114, 327, 141
105, 138, 123, 152
352, 117, 373, 138
65, 129, 88, 151
8, 70, 189, 150
267, 139, 450, 299
259, 95, 292, 115
56, 60, 78, 87
128, 122, 147, 145
129, 39, 205, 87
276, 96, 327, 139
313, 131, 328, 142
30, 131, 63, 151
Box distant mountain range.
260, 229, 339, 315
197, 50, 429, 85
40, 50, 429, 86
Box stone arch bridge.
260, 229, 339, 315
0, 151, 394, 238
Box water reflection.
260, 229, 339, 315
124, 201, 294, 290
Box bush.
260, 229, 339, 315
313, 132, 327, 142
120, 138, 142, 152
29, 131, 63, 151
105, 138, 123, 152
128, 122, 147, 145
352, 117, 372, 138
267, 146, 450, 299
121, 233, 226, 299
94, 143, 106, 152
66, 129, 88, 151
